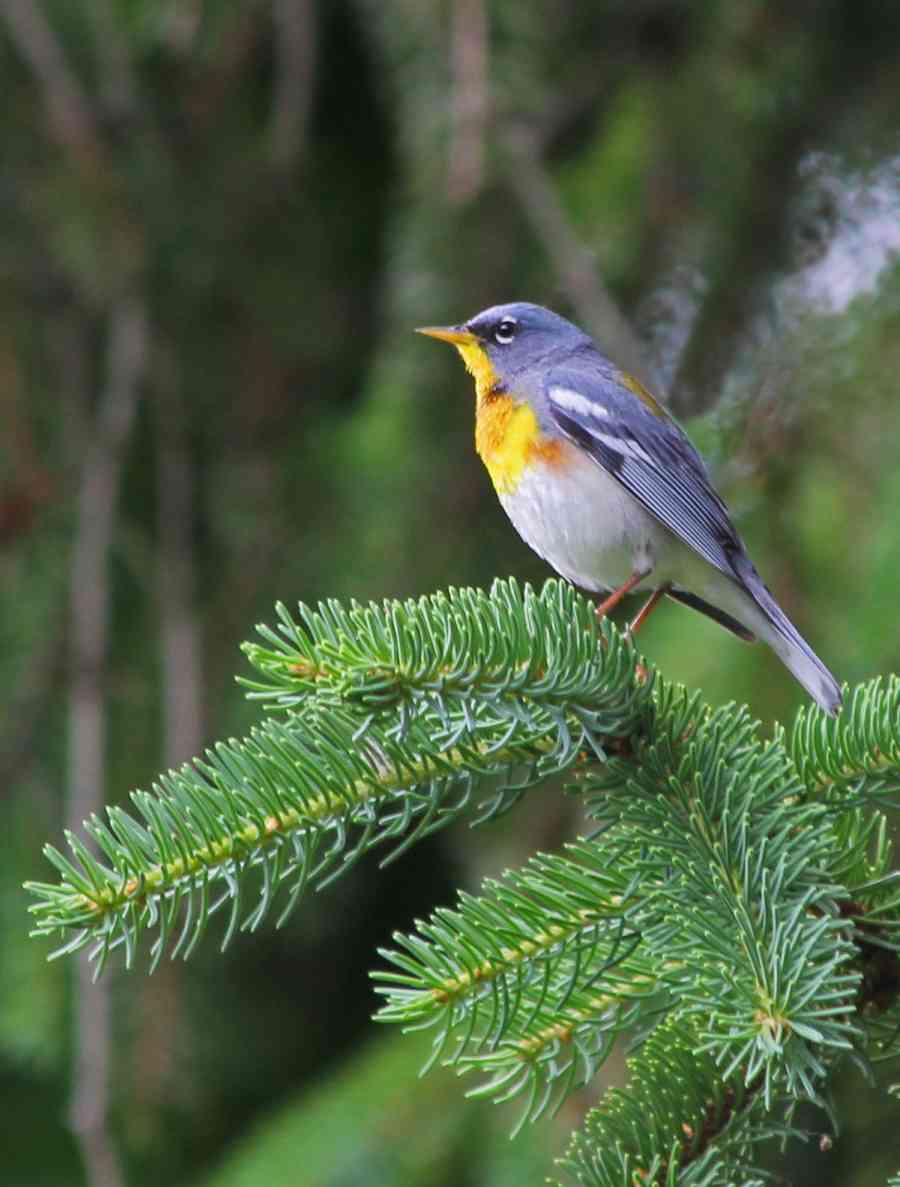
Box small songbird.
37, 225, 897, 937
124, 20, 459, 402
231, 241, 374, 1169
418, 302, 841, 715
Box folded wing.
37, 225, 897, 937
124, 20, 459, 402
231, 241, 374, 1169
546, 359, 744, 581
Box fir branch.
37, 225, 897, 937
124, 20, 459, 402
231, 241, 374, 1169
790, 675, 900, 805
23, 577, 900, 1183
789, 677, 900, 1029
373, 840, 657, 1129
374, 687, 865, 1129
241, 578, 651, 735
26, 580, 650, 974
555, 1018, 796, 1187
26, 702, 586, 973
828, 806, 900, 956
578, 689, 861, 1107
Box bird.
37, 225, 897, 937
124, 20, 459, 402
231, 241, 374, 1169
417, 301, 841, 715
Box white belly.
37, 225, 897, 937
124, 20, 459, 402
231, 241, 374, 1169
498, 452, 675, 593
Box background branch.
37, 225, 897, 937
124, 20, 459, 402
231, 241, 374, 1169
267, 0, 316, 171
499, 124, 661, 393
68, 292, 148, 1187
155, 351, 204, 772
85, 0, 139, 124
447, 0, 488, 205
0, 0, 106, 169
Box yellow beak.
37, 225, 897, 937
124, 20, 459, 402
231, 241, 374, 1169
415, 325, 480, 347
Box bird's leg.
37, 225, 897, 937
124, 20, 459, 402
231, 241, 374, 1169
593, 569, 651, 619
627, 583, 671, 635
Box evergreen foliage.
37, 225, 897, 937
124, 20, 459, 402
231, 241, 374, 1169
26, 579, 900, 1185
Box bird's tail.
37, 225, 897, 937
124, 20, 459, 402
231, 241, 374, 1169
729, 553, 842, 715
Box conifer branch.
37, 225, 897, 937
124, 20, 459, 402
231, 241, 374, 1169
26, 702, 587, 973
788, 677, 900, 1057
790, 675, 900, 805
579, 690, 861, 1108
26, 581, 651, 974
23, 579, 900, 1185
240, 579, 650, 733
374, 841, 656, 1130
555, 1018, 795, 1187
376, 687, 866, 1139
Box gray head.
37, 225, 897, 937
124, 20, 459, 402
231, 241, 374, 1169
464, 301, 590, 363
417, 302, 593, 391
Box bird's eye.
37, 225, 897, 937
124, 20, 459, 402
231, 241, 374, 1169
494, 319, 517, 345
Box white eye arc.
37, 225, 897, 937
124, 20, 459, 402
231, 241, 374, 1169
494, 318, 517, 345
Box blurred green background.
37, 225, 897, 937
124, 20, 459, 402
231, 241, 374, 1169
3, 1, 900, 1184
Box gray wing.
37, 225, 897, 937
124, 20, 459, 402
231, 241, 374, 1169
545, 358, 745, 580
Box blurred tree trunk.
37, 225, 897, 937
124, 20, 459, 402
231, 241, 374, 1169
268, 0, 316, 170
447, 0, 488, 204
156, 357, 204, 774
0, 0, 106, 169
499, 126, 661, 392
69, 294, 148, 1187
125, 355, 206, 1133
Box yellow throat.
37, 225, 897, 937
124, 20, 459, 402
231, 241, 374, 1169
454, 339, 562, 496
415, 324, 567, 496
